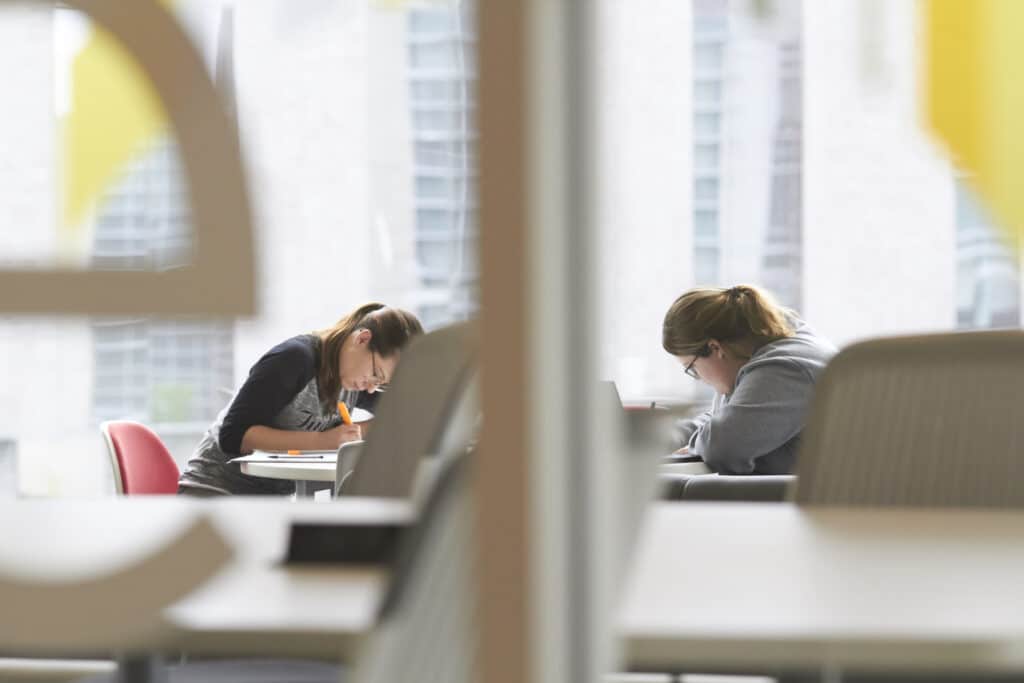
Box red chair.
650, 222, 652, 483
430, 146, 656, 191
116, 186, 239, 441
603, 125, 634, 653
100, 421, 180, 495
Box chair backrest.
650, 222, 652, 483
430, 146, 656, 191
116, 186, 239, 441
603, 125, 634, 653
349, 450, 475, 683
337, 320, 479, 499
100, 421, 180, 495
793, 330, 1024, 507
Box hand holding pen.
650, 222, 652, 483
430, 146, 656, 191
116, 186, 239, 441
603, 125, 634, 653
330, 401, 362, 446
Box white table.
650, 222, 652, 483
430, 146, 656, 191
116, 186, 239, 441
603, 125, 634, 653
658, 461, 711, 477
618, 503, 1024, 676
0, 496, 412, 660
239, 460, 337, 497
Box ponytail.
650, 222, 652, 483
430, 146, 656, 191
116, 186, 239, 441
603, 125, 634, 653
662, 284, 793, 357
316, 303, 424, 410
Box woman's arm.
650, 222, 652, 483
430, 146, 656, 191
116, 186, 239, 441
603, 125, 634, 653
674, 409, 713, 450
219, 339, 317, 455
690, 359, 811, 474
240, 423, 362, 453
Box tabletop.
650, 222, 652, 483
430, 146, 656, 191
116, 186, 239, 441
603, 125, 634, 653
618, 502, 1024, 675
0, 496, 413, 659
240, 460, 337, 483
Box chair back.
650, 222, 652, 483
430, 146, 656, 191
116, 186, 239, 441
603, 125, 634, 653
349, 451, 475, 683
337, 321, 479, 499
100, 421, 180, 495
793, 330, 1024, 507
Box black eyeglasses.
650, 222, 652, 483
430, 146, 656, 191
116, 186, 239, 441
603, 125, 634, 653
683, 344, 710, 380
370, 348, 388, 392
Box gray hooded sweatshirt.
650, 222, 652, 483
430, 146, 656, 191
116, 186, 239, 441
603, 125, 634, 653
679, 320, 836, 475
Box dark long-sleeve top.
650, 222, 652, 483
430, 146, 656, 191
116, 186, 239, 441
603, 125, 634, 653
178, 334, 377, 495
676, 320, 836, 475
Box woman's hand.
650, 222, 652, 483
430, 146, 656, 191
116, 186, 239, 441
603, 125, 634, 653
324, 423, 363, 449
674, 445, 690, 455
241, 424, 362, 453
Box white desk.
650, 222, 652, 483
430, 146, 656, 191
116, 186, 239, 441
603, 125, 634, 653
658, 461, 711, 476
618, 503, 1024, 676
240, 461, 337, 497
232, 452, 339, 497
0, 497, 412, 659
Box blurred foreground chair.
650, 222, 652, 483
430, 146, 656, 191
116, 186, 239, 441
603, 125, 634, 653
348, 449, 474, 683
335, 320, 479, 500
793, 330, 1024, 507
100, 421, 180, 495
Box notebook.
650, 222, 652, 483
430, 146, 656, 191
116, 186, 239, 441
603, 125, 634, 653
228, 449, 338, 464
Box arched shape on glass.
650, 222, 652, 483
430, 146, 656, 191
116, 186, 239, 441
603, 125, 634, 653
0, 0, 256, 315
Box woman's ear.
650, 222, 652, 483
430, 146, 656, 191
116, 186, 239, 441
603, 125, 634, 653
708, 339, 723, 357
354, 328, 372, 346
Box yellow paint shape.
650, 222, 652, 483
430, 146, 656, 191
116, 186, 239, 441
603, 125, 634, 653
63, 1, 177, 231
924, 0, 1024, 242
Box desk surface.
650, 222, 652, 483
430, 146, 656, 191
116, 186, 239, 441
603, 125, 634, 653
240, 460, 337, 483
618, 503, 1024, 674
0, 497, 411, 659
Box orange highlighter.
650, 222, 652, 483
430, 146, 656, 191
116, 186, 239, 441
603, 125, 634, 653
337, 401, 352, 425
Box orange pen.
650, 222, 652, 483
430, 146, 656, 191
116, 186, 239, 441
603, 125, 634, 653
337, 401, 352, 425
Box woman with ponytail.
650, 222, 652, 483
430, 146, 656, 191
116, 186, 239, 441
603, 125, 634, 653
662, 285, 835, 475
179, 303, 423, 495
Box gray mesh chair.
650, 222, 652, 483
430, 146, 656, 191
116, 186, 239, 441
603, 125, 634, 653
792, 330, 1024, 507
335, 320, 479, 500
348, 450, 475, 683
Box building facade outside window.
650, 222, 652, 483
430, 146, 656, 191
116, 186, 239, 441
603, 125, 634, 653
407, 1, 479, 330
90, 136, 234, 434
691, 0, 803, 312
955, 180, 1021, 329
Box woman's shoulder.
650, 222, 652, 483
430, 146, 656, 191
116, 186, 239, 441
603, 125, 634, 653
254, 334, 319, 372
743, 321, 836, 378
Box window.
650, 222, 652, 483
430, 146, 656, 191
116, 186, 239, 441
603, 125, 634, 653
0, 1, 482, 495
0, 439, 16, 498
693, 112, 721, 138
694, 80, 722, 104
691, 1, 803, 315
956, 180, 1021, 329
694, 144, 720, 169
408, 3, 479, 324
693, 42, 724, 71
694, 178, 719, 202
89, 135, 232, 427
694, 210, 718, 237
596, 0, 804, 401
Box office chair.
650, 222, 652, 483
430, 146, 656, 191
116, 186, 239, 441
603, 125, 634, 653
348, 450, 475, 683
672, 473, 795, 502
100, 421, 180, 495
334, 320, 479, 500
793, 330, 1024, 507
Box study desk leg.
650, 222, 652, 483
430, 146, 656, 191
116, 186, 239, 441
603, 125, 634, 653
294, 480, 310, 498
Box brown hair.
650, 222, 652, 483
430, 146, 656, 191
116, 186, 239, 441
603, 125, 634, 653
662, 284, 794, 358
316, 303, 424, 410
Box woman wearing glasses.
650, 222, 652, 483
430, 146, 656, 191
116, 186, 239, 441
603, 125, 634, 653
178, 303, 423, 496
662, 285, 834, 475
